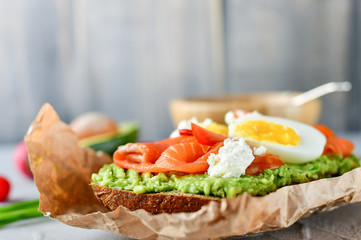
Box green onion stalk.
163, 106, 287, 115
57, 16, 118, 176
0, 199, 43, 227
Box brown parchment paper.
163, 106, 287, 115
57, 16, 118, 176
25, 103, 361, 240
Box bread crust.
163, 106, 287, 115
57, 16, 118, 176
92, 184, 220, 214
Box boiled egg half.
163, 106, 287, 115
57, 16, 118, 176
228, 113, 326, 164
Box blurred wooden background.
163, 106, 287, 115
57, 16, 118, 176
0, 0, 360, 142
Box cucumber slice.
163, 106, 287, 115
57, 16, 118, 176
79, 121, 138, 155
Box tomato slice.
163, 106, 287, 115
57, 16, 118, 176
245, 153, 284, 176
191, 123, 228, 146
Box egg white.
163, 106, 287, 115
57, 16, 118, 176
229, 115, 326, 164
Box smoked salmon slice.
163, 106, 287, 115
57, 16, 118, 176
322, 137, 354, 157
313, 125, 354, 157
114, 136, 195, 165
155, 142, 223, 174
113, 136, 222, 174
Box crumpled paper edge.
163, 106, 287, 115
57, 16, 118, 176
25, 103, 361, 240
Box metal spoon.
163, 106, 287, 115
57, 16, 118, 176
291, 82, 352, 106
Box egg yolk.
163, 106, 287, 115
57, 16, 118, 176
205, 122, 229, 136
233, 120, 301, 146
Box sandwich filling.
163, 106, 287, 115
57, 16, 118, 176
91, 111, 359, 198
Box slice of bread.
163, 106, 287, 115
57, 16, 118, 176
92, 184, 221, 214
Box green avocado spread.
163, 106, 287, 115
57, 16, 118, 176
91, 154, 360, 198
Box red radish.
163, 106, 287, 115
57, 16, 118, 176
14, 142, 33, 179
178, 129, 193, 136
0, 176, 11, 201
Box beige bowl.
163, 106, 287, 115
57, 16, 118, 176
169, 92, 322, 126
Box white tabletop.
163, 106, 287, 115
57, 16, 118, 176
0, 144, 129, 240
1, 131, 361, 239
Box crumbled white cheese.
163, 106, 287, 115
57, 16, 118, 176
170, 117, 199, 138
253, 145, 267, 155
207, 138, 255, 178
170, 118, 213, 138
224, 110, 237, 125
202, 118, 213, 128
225, 110, 262, 125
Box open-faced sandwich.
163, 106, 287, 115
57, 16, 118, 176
91, 110, 359, 214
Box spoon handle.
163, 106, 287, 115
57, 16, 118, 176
292, 82, 352, 106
